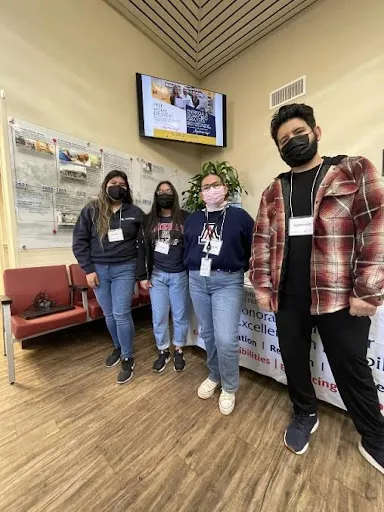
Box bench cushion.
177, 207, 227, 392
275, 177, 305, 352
87, 299, 103, 320
11, 306, 87, 339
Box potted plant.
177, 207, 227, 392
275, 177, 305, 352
182, 161, 247, 212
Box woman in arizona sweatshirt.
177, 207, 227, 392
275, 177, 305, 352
73, 170, 143, 385
183, 172, 254, 416
137, 181, 189, 374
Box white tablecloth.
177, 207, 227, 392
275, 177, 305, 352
187, 285, 384, 413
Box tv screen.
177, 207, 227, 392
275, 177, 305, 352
136, 73, 227, 147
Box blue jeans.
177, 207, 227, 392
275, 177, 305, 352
94, 261, 136, 359
149, 269, 189, 350
189, 270, 244, 393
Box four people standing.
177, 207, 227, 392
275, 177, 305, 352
72, 103, 384, 474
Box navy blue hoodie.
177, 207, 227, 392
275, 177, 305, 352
184, 206, 254, 272
73, 202, 143, 274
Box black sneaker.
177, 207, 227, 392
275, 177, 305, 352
174, 349, 186, 372
117, 358, 135, 384
358, 440, 384, 475
105, 347, 121, 368
284, 413, 319, 454
153, 350, 171, 372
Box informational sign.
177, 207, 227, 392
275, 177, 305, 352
138, 73, 226, 147
9, 118, 190, 249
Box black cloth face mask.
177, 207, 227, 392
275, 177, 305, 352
157, 194, 174, 209
107, 185, 127, 201
280, 134, 318, 168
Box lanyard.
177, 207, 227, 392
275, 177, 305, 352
289, 161, 323, 218
205, 206, 227, 242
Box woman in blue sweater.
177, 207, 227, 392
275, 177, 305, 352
184, 172, 254, 415
73, 170, 143, 385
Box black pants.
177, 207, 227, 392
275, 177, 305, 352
275, 295, 384, 446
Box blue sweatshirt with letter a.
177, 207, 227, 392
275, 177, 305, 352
183, 206, 254, 272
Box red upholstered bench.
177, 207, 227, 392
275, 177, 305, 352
69, 264, 103, 320
139, 287, 150, 305
1, 265, 87, 384
68, 264, 141, 318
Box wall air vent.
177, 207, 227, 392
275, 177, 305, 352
270, 76, 306, 109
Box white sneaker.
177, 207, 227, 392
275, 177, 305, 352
198, 377, 220, 399
219, 390, 235, 415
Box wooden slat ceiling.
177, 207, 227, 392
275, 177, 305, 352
104, 0, 319, 79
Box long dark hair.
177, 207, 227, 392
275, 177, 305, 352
145, 181, 183, 240
91, 170, 132, 243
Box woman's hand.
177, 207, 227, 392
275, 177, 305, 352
86, 272, 99, 289
140, 280, 152, 290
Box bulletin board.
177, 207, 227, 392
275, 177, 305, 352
8, 118, 191, 249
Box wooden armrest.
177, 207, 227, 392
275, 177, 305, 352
69, 284, 88, 292
0, 295, 12, 305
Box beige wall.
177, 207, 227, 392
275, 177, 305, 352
0, 0, 201, 268
201, 0, 384, 217
1, 0, 383, 268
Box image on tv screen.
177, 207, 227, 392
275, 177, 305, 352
136, 73, 227, 147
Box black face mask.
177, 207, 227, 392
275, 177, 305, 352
157, 194, 174, 209
280, 134, 318, 168
107, 185, 127, 201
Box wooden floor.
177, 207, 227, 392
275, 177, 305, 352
0, 308, 383, 512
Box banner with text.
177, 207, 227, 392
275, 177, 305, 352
188, 286, 384, 414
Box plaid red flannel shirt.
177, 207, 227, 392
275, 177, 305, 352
249, 156, 384, 314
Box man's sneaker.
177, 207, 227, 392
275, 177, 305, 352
174, 349, 186, 372
153, 350, 171, 373
358, 440, 384, 475
284, 413, 319, 454
198, 377, 220, 399
219, 390, 235, 415
105, 347, 121, 368
117, 358, 135, 384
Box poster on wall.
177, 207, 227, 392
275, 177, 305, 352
8, 118, 190, 249
137, 159, 166, 212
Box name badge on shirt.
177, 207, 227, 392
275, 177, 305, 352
289, 216, 314, 237
200, 257, 212, 277
203, 239, 223, 256
155, 241, 170, 254
108, 228, 124, 242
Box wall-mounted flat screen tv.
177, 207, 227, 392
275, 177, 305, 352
136, 73, 227, 147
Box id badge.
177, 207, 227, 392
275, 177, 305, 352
200, 257, 212, 277
289, 216, 314, 236
108, 228, 124, 242
203, 239, 223, 256
155, 241, 170, 254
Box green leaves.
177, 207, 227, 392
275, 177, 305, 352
182, 161, 247, 212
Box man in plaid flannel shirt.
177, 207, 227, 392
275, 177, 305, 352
250, 103, 384, 474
